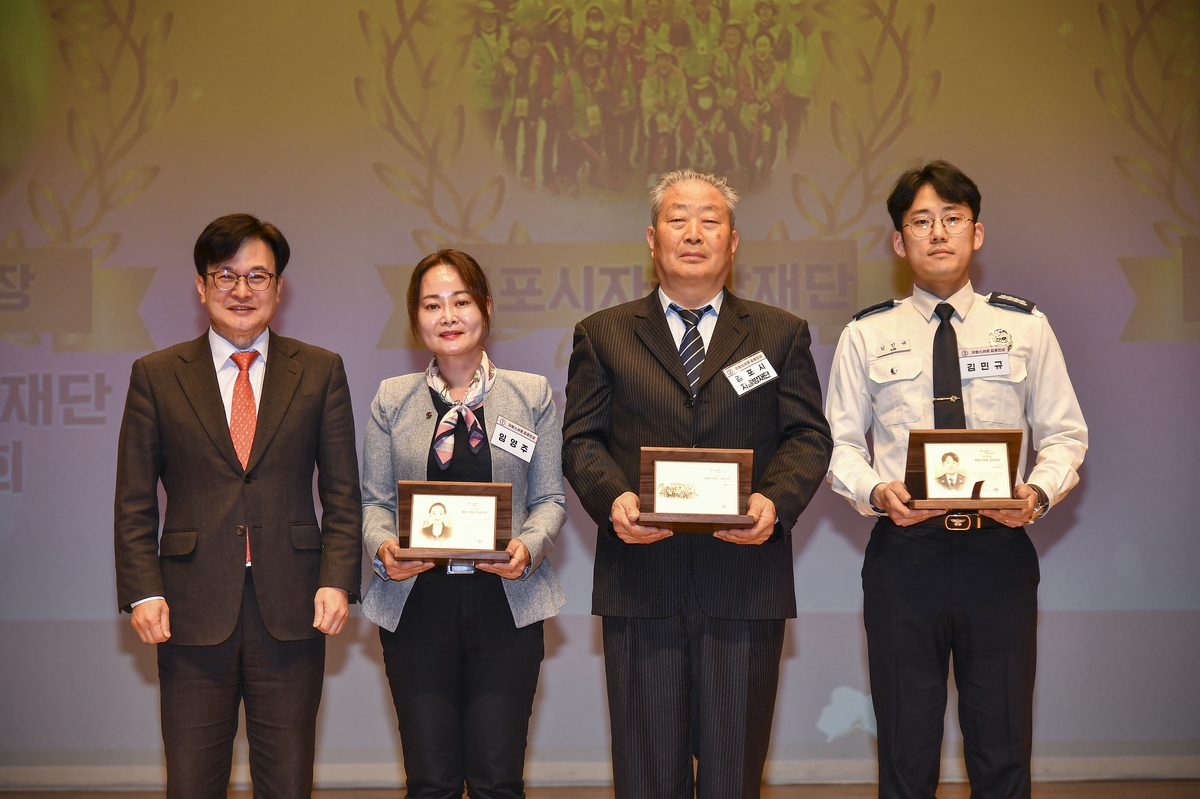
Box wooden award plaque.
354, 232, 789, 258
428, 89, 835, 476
636, 447, 755, 533
904, 430, 1028, 510
393, 481, 513, 562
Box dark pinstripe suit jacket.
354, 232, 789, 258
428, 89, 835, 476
562, 290, 832, 620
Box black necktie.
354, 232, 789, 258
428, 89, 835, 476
933, 302, 966, 429
672, 304, 711, 396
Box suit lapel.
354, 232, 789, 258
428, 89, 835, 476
246, 331, 303, 473
633, 292, 692, 395
695, 290, 749, 392
175, 333, 244, 474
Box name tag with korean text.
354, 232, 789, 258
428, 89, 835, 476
959, 345, 1011, 378
723, 351, 779, 396
491, 416, 538, 462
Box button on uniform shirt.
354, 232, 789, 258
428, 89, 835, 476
825, 281, 1088, 516
658, 286, 723, 349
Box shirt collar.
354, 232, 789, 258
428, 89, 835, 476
912, 281, 975, 322
209, 327, 270, 370
658, 286, 724, 317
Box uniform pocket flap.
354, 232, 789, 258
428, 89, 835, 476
291, 523, 323, 550
159, 530, 198, 557
869, 356, 923, 384
977, 354, 1027, 383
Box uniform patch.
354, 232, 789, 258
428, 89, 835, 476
989, 328, 1013, 350
852, 299, 896, 320
986, 292, 1036, 314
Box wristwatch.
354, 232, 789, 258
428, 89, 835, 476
1029, 484, 1050, 522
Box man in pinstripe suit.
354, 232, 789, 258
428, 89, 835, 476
563, 170, 833, 798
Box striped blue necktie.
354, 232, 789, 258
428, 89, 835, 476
672, 304, 711, 396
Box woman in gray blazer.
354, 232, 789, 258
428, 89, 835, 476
360, 249, 566, 799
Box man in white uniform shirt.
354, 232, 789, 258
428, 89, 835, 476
824, 161, 1087, 799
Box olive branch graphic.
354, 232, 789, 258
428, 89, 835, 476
1094, 0, 1199, 256
786, 0, 939, 255
355, 1, 522, 251
3, 0, 176, 263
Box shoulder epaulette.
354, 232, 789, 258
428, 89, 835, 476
986, 292, 1036, 314
852, 299, 897, 320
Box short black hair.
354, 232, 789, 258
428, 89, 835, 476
886, 161, 981, 231
193, 214, 291, 276
942, 451, 959, 463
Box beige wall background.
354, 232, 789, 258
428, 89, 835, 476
1, 0, 1197, 787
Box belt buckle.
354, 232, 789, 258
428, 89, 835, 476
944, 513, 973, 531
446, 560, 476, 574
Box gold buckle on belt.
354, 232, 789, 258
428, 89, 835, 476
944, 513, 975, 530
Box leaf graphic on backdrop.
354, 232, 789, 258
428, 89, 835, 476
107, 166, 160, 210
139, 79, 178, 132
1113, 156, 1169, 200
507, 221, 531, 243
901, 71, 941, 124
1179, 99, 1199, 161
51, 2, 115, 33
375, 162, 427, 206
67, 110, 101, 174
847, 224, 886, 255
791, 173, 833, 230
766, 220, 790, 240
1152, 221, 1190, 255
3, 228, 27, 248
142, 13, 173, 62
822, 31, 873, 84
60, 39, 110, 92
829, 101, 859, 164
413, 228, 452, 253
1161, 34, 1199, 82
421, 35, 472, 89
1094, 69, 1134, 124
1097, 3, 1129, 56
431, 105, 466, 167
360, 10, 392, 62
355, 77, 395, 131
465, 176, 505, 236
28, 181, 70, 240
903, 4, 936, 54
82, 231, 121, 265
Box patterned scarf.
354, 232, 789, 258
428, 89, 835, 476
426, 351, 496, 470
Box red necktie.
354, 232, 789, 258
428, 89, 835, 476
230, 350, 259, 564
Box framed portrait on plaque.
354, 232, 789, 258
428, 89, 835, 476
394, 481, 512, 561
637, 447, 754, 532
903, 430, 1027, 510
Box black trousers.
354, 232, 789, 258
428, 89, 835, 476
602, 588, 786, 799
380, 569, 544, 799
157, 569, 325, 799
863, 518, 1039, 799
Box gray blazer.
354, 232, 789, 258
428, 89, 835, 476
360, 369, 567, 630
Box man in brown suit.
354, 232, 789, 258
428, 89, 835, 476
114, 214, 362, 799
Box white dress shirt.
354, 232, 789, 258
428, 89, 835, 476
209, 326, 269, 423
825, 281, 1088, 516
658, 286, 724, 350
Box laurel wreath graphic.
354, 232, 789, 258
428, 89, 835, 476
786, 0, 939, 255
355, 0, 524, 251
3, 0, 176, 260
1094, 1, 1199, 256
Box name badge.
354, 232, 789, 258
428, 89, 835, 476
723, 351, 779, 395
876, 339, 911, 357
491, 416, 537, 462
959, 345, 1011, 378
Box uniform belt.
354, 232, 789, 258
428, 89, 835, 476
911, 512, 1001, 531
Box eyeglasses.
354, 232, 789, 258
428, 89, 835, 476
904, 213, 974, 238
206, 270, 278, 292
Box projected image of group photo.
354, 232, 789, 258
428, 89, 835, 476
465, 0, 820, 196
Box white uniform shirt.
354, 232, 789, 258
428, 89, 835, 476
825, 281, 1088, 517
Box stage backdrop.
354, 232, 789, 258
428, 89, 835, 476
1, 0, 1198, 787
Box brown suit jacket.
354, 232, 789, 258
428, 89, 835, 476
114, 331, 362, 646
562, 290, 832, 620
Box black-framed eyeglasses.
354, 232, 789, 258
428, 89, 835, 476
904, 213, 974, 238
206, 270, 278, 292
